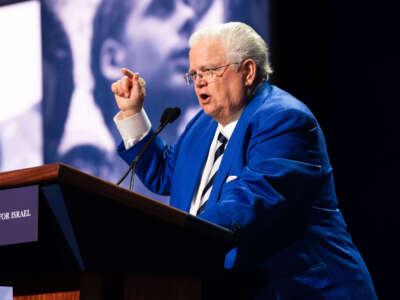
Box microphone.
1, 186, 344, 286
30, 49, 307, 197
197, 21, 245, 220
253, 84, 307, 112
116, 107, 181, 191
161, 107, 181, 124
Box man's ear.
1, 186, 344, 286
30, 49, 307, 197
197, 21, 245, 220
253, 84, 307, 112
241, 58, 257, 87
100, 38, 126, 80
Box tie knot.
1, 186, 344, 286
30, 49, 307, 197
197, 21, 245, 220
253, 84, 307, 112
218, 132, 228, 144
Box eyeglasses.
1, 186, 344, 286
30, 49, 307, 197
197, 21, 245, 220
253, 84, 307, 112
184, 62, 240, 85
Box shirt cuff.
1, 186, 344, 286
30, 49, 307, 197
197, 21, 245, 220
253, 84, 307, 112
113, 109, 151, 150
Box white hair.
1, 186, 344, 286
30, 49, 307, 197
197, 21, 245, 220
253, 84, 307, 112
189, 22, 273, 81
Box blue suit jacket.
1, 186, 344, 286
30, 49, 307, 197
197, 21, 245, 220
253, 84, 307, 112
118, 82, 377, 299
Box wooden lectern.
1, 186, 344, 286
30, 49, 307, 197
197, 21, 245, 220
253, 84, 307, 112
0, 163, 235, 300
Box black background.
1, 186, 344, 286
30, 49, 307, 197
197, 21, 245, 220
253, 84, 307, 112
270, 1, 399, 298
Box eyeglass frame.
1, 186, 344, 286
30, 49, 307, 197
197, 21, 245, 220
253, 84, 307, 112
184, 61, 242, 86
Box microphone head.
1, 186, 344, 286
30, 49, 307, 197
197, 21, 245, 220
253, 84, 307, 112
168, 107, 181, 123
160, 107, 181, 125
160, 108, 172, 124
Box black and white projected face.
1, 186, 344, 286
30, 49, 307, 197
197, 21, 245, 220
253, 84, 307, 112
129, 1, 193, 87
0, 0, 42, 172
91, 0, 224, 147
98, 0, 218, 88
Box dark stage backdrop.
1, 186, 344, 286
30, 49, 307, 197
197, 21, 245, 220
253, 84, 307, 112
269, 1, 399, 299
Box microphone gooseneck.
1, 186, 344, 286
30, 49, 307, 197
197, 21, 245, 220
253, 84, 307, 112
116, 107, 181, 191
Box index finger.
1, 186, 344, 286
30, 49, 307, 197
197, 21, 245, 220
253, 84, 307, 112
121, 68, 135, 79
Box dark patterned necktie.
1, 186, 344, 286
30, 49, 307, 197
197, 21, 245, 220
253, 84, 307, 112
197, 132, 228, 215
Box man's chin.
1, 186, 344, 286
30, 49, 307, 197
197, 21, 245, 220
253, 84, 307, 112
201, 106, 218, 119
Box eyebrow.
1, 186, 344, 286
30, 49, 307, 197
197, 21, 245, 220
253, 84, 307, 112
189, 64, 219, 73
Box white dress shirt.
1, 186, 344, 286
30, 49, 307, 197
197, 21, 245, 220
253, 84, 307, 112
114, 109, 151, 149
188, 120, 237, 215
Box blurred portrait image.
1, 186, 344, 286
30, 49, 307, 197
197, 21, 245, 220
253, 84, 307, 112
38, 0, 269, 200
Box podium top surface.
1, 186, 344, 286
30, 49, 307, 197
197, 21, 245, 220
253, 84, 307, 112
0, 163, 234, 243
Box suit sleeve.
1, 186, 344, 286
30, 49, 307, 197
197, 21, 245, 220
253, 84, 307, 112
199, 108, 333, 238
117, 131, 177, 195
116, 110, 204, 195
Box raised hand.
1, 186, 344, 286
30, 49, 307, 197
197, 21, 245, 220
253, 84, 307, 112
111, 68, 146, 118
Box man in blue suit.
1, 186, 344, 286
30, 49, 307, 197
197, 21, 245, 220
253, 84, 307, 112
111, 22, 377, 299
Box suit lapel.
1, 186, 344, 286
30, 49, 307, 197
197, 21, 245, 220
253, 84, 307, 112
179, 117, 217, 212
207, 83, 271, 204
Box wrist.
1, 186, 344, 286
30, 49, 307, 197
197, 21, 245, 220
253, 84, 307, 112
121, 109, 140, 119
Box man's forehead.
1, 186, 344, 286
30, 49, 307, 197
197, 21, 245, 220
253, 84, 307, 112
189, 39, 227, 68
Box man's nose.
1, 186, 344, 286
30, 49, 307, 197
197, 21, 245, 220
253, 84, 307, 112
194, 74, 207, 87
176, 0, 195, 38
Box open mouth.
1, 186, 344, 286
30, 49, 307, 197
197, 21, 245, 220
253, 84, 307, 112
200, 93, 210, 101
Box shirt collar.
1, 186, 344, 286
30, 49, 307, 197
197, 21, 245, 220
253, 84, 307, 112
217, 118, 238, 140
